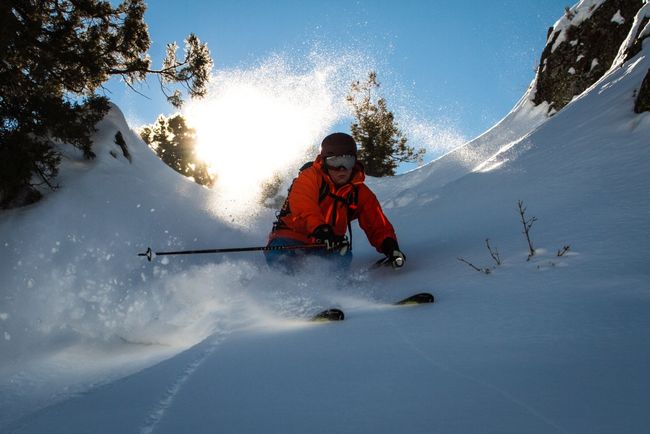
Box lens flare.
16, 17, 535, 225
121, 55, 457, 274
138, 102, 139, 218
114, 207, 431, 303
184, 54, 371, 223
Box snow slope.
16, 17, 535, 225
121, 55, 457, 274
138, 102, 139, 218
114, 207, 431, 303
2, 24, 650, 434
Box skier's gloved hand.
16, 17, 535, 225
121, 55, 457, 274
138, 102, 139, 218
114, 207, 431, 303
331, 235, 350, 256
311, 224, 336, 250
381, 238, 405, 268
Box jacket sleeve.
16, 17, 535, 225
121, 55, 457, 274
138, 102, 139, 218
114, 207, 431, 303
356, 185, 397, 252
286, 167, 327, 236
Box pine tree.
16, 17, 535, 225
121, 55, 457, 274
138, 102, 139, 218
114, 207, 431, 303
347, 72, 425, 177
140, 114, 214, 187
0, 0, 213, 208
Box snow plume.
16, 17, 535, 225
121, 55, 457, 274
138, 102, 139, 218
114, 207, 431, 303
183, 52, 373, 224
116, 257, 375, 348
1, 235, 362, 366
0, 250, 377, 426
401, 115, 467, 163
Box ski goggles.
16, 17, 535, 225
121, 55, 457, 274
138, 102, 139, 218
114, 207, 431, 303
325, 154, 356, 171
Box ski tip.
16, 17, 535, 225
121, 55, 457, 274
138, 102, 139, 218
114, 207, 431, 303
395, 292, 434, 306
310, 308, 345, 322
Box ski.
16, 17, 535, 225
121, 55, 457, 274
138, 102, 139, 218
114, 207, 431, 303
394, 292, 434, 305
307, 293, 432, 322
310, 308, 345, 322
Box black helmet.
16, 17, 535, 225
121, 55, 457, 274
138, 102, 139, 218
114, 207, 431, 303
320, 133, 357, 157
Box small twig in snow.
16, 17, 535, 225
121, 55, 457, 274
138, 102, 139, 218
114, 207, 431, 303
557, 245, 571, 257
485, 238, 502, 266
517, 200, 537, 261
457, 257, 491, 274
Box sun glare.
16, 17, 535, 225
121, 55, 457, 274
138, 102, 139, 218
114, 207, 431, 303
183, 55, 368, 222
181, 52, 467, 225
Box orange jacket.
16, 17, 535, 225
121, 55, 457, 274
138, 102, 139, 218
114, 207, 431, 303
269, 157, 397, 252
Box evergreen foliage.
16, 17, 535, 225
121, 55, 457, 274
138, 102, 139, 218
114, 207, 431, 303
140, 114, 214, 187
347, 72, 424, 177
0, 0, 213, 208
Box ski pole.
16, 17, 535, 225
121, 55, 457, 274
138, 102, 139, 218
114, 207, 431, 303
369, 255, 404, 270
137, 243, 327, 262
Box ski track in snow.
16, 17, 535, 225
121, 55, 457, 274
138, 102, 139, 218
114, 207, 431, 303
139, 334, 226, 434
386, 316, 570, 434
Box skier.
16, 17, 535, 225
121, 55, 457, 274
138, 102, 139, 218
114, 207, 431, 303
265, 132, 405, 271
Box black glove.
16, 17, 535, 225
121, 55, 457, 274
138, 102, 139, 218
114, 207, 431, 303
312, 224, 336, 250
381, 238, 405, 268
312, 224, 348, 253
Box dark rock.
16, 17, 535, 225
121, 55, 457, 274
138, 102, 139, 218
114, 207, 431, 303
634, 69, 650, 113
533, 0, 644, 113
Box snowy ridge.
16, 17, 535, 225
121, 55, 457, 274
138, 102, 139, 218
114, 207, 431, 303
613, 0, 650, 67
370, 86, 549, 198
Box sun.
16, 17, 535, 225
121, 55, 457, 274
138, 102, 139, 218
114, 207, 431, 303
182, 58, 352, 221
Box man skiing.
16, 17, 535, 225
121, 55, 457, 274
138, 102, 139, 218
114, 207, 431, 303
265, 132, 405, 271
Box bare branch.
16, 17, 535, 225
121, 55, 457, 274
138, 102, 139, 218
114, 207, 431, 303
457, 257, 491, 274
123, 80, 151, 100
517, 200, 537, 261
485, 238, 502, 266
557, 245, 571, 257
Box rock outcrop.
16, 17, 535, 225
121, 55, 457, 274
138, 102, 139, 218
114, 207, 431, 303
532, 0, 644, 113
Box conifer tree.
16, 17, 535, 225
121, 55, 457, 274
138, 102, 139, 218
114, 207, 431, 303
347, 72, 424, 177
140, 114, 214, 187
0, 0, 213, 208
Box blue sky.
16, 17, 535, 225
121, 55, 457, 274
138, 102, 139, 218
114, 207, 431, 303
107, 1, 570, 160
